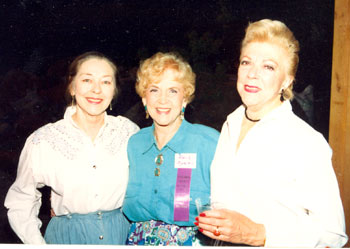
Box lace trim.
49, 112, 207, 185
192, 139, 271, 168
31, 116, 138, 160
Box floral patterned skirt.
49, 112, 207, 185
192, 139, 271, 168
126, 220, 208, 246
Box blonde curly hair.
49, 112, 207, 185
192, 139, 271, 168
135, 52, 196, 103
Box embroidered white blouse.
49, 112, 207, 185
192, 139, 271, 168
4, 106, 139, 244
211, 101, 348, 247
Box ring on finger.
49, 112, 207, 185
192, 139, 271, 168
213, 226, 221, 236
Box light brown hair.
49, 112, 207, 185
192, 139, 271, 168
66, 51, 119, 104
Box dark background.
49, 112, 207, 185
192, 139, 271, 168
0, 0, 334, 243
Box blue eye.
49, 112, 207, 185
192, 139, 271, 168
82, 79, 91, 83
170, 89, 178, 94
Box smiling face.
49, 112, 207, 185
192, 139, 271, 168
142, 69, 186, 131
70, 58, 116, 119
237, 41, 293, 114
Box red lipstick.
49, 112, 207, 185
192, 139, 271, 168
244, 85, 260, 93
86, 97, 103, 104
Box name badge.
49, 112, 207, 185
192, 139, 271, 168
174, 153, 196, 169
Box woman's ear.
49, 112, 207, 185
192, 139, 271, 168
69, 82, 76, 96
182, 100, 187, 109
282, 75, 294, 90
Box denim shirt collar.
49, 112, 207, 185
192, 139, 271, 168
142, 119, 190, 154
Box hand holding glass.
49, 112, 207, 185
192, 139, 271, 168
195, 198, 223, 246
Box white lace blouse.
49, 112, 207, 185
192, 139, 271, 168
4, 106, 139, 244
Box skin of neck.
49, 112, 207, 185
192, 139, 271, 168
72, 107, 106, 142
153, 116, 182, 150
245, 96, 283, 121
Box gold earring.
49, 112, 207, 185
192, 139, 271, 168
71, 96, 75, 106
110, 103, 112, 111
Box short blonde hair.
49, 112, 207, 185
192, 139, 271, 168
241, 19, 299, 100
135, 52, 196, 103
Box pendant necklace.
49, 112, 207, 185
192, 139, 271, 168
154, 147, 169, 176
154, 153, 163, 176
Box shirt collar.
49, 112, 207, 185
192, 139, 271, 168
63, 105, 109, 132
258, 100, 292, 122
142, 119, 190, 154
228, 100, 292, 124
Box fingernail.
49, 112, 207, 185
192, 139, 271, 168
198, 228, 203, 233
199, 213, 206, 217
194, 222, 199, 226
195, 217, 199, 221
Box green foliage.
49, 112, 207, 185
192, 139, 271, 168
187, 31, 223, 73
184, 0, 234, 78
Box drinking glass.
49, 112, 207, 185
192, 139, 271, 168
195, 198, 223, 246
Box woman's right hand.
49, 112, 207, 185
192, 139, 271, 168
50, 208, 56, 217
195, 208, 266, 246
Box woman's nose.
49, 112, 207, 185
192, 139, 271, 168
158, 91, 168, 103
248, 65, 259, 78
92, 81, 102, 93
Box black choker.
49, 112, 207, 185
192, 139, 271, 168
244, 108, 260, 122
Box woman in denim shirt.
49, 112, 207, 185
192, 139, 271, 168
123, 52, 219, 246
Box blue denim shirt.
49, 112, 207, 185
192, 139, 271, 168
123, 120, 219, 227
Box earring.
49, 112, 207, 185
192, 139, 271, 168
71, 96, 75, 106
109, 103, 112, 111
280, 89, 285, 102
145, 105, 149, 119
180, 107, 185, 120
